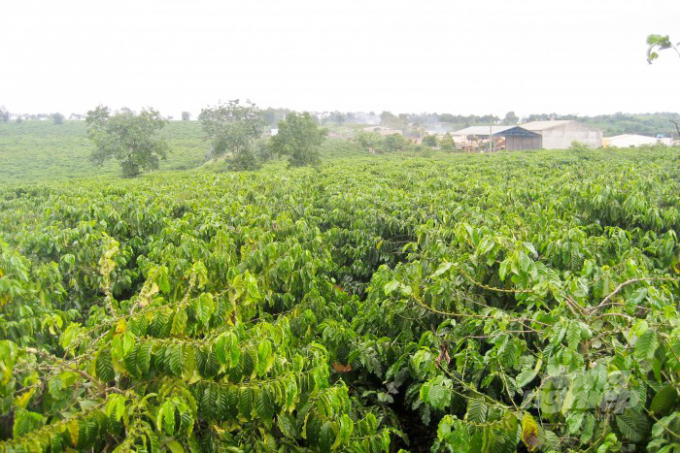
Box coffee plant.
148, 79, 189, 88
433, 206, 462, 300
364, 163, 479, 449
1, 148, 680, 452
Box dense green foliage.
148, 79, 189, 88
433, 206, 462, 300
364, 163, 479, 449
439, 133, 456, 151
271, 113, 327, 167
86, 106, 170, 178
2, 147, 680, 452
199, 100, 265, 169
421, 135, 437, 148
354, 132, 411, 154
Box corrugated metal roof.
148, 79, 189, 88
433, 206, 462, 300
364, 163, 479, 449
452, 125, 539, 137
452, 125, 518, 136
520, 120, 574, 131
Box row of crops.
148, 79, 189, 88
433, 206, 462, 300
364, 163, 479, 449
1, 149, 680, 452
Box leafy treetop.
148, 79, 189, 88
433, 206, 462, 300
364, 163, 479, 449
198, 99, 265, 160
86, 105, 169, 178
270, 112, 327, 167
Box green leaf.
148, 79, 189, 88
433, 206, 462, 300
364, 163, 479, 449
239, 387, 255, 419
465, 399, 488, 423
171, 309, 188, 336
516, 359, 542, 387
182, 344, 196, 377
499, 260, 509, 281
650, 385, 678, 416
105, 394, 126, 422
580, 414, 596, 443
12, 408, 44, 438
431, 262, 453, 279
157, 266, 170, 293
136, 341, 153, 375
384, 280, 400, 295
256, 340, 273, 376
635, 329, 658, 362
95, 349, 115, 382
195, 293, 215, 327
256, 387, 275, 420
319, 420, 335, 452
112, 331, 136, 360
338, 414, 353, 445
215, 332, 239, 366
278, 412, 298, 439
566, 321, 581, 350
157, 400, 176, 435
169, 343, 184, 376
166, 440, 185, 453
242, 346, 258, 379
615, 410, 649, 442
420, 376, 452, 411
47, 375, 63, 399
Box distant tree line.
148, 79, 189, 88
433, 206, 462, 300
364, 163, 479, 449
6, 104, 678, 137
0, 107, 85, 124
199, 100, 326, 170
6, 98, 680, 180
354, 130, 457, 154
81, 101, 328, 177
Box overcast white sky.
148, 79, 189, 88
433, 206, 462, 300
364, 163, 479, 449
1, 0, 678, 118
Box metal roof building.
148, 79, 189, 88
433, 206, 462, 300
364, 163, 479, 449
521, 120, 602, 149
603, 134, 658, 148
452, 125, 541, 151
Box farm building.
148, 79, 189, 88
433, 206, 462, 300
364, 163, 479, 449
452, 125, 541, 151
603, 134, 673, 148
603, 134, 657, 148
521, 120, 602, 149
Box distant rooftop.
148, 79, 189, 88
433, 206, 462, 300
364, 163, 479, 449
453, 125, 518, 136
520, 120, 574, 131
453, 125, 539, 137
606, 134, 653, 139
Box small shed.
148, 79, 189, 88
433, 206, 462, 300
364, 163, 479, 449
521, 120, 602, 149
452, 125, 542, 151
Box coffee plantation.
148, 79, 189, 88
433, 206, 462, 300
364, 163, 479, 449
1, 148, 680, 452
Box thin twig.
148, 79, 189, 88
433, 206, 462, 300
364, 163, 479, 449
589, 277, 677, 314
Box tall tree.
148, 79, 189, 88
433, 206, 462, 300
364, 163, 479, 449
198, 100, 264, 164
422, 134, 437, 147
504, 111, 518, 125
271, 112, 327, 167
383, 133, 408, 152
181, 111, 191, 121
356, 131, 383, 154
440, 132, 456, 151
51, 113, 64, 125
86, 105, 169, 178
380, 111, 406, 129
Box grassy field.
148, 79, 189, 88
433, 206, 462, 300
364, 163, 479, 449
0, 121, 207, 183
0, 121, 368, 184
